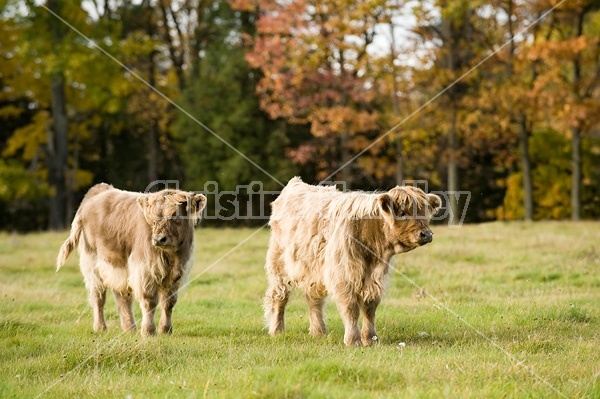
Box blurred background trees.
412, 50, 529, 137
0, 0, 598, 230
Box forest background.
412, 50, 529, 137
0, 0, 598, 231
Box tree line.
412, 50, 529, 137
0, 0, 598, 231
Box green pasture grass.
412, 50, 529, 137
0, 222, 598, 398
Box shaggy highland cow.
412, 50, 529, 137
56, 183, 206, 336
265, 177, 441, 346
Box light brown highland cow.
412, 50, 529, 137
56, 183, 206, 336
265, 177, 441, 346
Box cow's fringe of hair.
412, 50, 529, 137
391, 185, 435, 216
326, 191, 382, 220
326, 185, 433, 221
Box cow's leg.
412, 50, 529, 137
131, 272, 158, 336
359, 263, 388, 345
79, 250, 107, 332
90, 288, 107, 332
359, 296, 381, 346
264, 245, 290, 335
129, 260, 159, 336
139, 289, 158, 336
158, 287, 178, 334
306, 294, 327, 336
114, 290, 136, 332
265, 281, 290, 335
337, 293, 361, 346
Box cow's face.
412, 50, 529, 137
378, 186, 441, 254
137, 190, 207, 250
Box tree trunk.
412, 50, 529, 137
47, 0, 69, 230
148, 123, 158, 183
66, 129, 79, 225
389, 21, 403, 186
570, 11, 585, 221
439, 3, 460, 226
391, 71, 404, 186
571, 126, 581, 220
147, 52, 159, 183
159, 0, 186, 91
146, 5, 159, 184
48, 73, 69, 230
518, 114, 533, 221
506, 0, 532, 221
447, 111, 459, 225
340, 132, 351, 187
395, 139, 404, 186
98, 122, 109, 182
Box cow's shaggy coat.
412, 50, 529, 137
57, 183, 206, 336
265, 177, 441, 346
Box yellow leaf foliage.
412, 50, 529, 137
2, 111, 49, 160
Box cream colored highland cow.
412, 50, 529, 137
56, 183, 206, 336
265, 177, 441, 346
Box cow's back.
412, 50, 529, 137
80, 188, 148, 266
269, 179, 342, 291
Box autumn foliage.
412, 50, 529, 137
0, 0, 598, 230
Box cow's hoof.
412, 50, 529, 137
361, 335, 379, 346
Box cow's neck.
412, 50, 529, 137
351, 218, 391, 262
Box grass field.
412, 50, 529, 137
0, 222, 598, 398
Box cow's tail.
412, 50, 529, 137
56, 210, 82, 271
56, 183, 113, 271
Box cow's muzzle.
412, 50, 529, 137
418, 230, 433, 244
152, 235, 171, 247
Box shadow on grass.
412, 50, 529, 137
187, 273, 234, 287
1, 318, 43, 337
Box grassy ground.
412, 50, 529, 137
0, 221, 598, 398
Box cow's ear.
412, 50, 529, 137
427, 193, 442, 215
378, 193, 395, 225
137, 196, 152, 224
137, 196, 147, 211
187, 193, 207, 221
